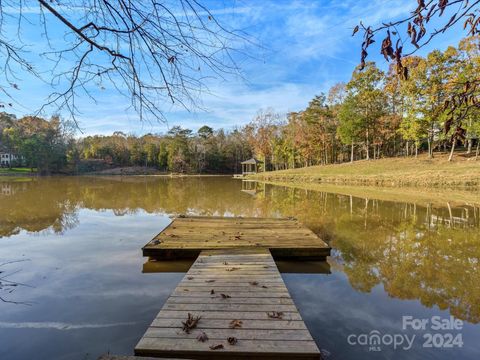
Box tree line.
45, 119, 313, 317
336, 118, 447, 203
75, 125, 252, 174
247, 35, 480, 171
0, 114, 253, 174
1, 35, 479, 175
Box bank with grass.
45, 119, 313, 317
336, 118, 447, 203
0, 167, 37, 176
251, 153, 480, 188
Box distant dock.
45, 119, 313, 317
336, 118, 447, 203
103, 216, 331, 359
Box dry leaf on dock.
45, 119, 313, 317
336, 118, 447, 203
227, 337, 238, 345
229, 319, 243, 329
182, 313, 201, 333
267, 311, 284, 319
209, 344, 224, 350
196, 332, 209, 342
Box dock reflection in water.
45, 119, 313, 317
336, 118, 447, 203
0, 176, 479, 359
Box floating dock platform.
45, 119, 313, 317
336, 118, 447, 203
143, 216, 331, 260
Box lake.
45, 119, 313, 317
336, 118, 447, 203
0, 176, 479, 359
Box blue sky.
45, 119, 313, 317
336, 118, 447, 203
1, 0, 466, 136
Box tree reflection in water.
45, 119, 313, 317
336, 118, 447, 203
0, 176, 478, 323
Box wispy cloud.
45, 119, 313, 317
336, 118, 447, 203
3, 0, 466, 135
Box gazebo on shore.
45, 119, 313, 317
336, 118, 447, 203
240, 158, 263, 175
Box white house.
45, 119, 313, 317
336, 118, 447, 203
0, 146, 19, 167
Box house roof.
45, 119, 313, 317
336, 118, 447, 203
241, 158, 263, 165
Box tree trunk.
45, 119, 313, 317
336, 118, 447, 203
448, 138, 456, 162
476, 141, 479, 160
365, 129, 370, 160
427, 137, 433, 158
467, 139, 473, 155
406, 140, 409, 157
415, 143, 418, 158
350, 143, 354, 163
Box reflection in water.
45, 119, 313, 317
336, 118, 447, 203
1, 176, 479, 324
1, 176, 479, 359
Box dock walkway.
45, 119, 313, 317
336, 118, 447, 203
135, 248, 321, 359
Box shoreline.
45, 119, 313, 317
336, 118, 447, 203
252, 180, 480, 207
250, 153, 480, 190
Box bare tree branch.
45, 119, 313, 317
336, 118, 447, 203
0, 0, 252, 124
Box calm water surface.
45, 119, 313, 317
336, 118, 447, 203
0, 177, 479, 359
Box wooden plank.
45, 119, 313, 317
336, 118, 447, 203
162, 303, 298, 312
135, 249, 320, 359
177, 282, 285, 287
98, 356, 187, 360
173, 216, 298, 222
144, 248, 330, 259
174, 286, 286, 293
143, 327, 313, 341
142, 216, 330, 259
152, 310, 303, 322
179, 279, 284, 285
159, 229, 311, 235
171, 291, 290, 298
151, 318, 308, 330
154, 310, 302, 321
165, 297, 294, 305
136, 338, 319, 359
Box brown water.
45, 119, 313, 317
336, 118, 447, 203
0, 176, 479, 359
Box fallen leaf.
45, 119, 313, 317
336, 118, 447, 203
267, 311, 284, 319
226, 267, 239, 272
187, 276, 194, 280
262, 285, 268, 289
209, 344, 224, 350
182, 313, 201, 333
229, 319, 243, 329
220, 293, 231, 299
227, 337, 238, 345
210, 289, 215, 295
249, 281, 258, 286
205, 279, 215, 283
223, 261, 229, 265
196, 331, 209, 342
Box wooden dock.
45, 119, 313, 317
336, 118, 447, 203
135, 248, 321, 359
143, 216, 331, 259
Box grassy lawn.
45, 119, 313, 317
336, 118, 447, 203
0, 167, 36, 174
251, 152, 480, 188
